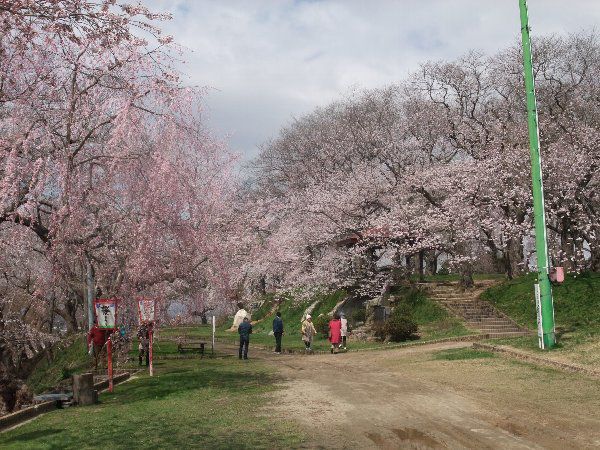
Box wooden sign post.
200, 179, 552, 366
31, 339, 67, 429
94, 298, 118, 392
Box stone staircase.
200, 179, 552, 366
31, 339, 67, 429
423, 281, 531, 339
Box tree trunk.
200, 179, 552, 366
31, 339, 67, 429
405, 255, 414, 275
559, 217, 574, 271
590, 245, 600, 272
418, 250, 425, 282
258, 275, 266, 295
56, 293, 80, 332
426, 252, 438, 275
460, 266, 474, 289
503, 237, 524, 280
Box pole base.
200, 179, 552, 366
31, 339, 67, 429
542, 332, 556, 349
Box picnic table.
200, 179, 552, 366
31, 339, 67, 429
177, 339, 207, 357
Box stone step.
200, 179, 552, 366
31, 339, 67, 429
442, 303, 494, 308
446, 308, 499, 314
467, 320, 516, 325
474, 326, 523, 332
430, 294, 479, 298
433, 298, 481, 303
486, 331, 532, 338
436, 298, 483, 301
445, 306, 497, 310
427, 282, 529, 336
462, 315, 507, 320
469, 320, 518, 325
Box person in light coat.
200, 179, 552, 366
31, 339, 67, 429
340, 313, 348, 350
301, 314, 317, 353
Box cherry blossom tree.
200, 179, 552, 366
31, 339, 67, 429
243, 31, 600, 301
0, 0, 238, 409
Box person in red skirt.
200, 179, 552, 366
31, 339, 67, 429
328, 314, 342, 354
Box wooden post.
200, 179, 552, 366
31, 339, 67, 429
212, 315, 216, 355
149, 324, 154, 376
73, 373, 97, 406
107, 336, 113, 393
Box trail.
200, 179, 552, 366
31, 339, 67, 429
222, 341, 600, 449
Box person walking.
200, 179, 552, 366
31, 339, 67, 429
137, 324, 150, 366
340, 313, 348, 350
328, 314, 342, 354
238, 316, 253, 360
272, 311, 284, 354
301, 314, 317, 353
87, 321, 107, 370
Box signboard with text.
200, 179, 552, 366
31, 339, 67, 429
138, 298, 156, 324
94, 299, 118, 329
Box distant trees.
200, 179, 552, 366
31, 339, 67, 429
239, 32, 600, 298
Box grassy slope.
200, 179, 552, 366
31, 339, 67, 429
481, 272, 600, 332
161, 290, 357, 352
390, 286, 470, 340
1, 357, 303, 449
480, 272, 600, 367
27, 337, 90, 394
161, 286, 470, 352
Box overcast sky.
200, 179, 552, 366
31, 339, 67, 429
145, 0, 600, 161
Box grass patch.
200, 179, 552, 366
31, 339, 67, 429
250, 293, 277, 322
27, 337, 90, 394
433, 348, 496, 361
481, 272, 600, 332
2, 357, 304, 449
481, 272, 600, 367
251, 289, 347, 335
390, 286, 471, 340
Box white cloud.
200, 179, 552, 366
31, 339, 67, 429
145, 0, 600, 160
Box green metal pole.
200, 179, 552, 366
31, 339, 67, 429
518, 0, 555, 349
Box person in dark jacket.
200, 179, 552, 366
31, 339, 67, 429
238, 316, 253, 360
272, 311, 284, 354
137, 324, 150, 366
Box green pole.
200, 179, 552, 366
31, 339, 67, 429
518, 0, 555, 349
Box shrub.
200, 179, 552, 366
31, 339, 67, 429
383, 314, 418, 342
376, 303, 418, 342
437, 264, 450, 276
312, 315, 330, 337
373, 323, 386, 341
351, 308, 367, 325
61, 366, 72, 380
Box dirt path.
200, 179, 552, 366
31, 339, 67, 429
228, 341, 600, 449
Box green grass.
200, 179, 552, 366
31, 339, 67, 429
480, 272, 600, 366
251, 289, 346, 335
481, 272, 600, 333
433, 348, 496, 360
390, 286, 471, 341
250, 293, 277, 321
27, 337, 90, 394
2, 357, 304, 449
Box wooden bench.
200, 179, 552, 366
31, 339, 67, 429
177, 340, 207, 357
